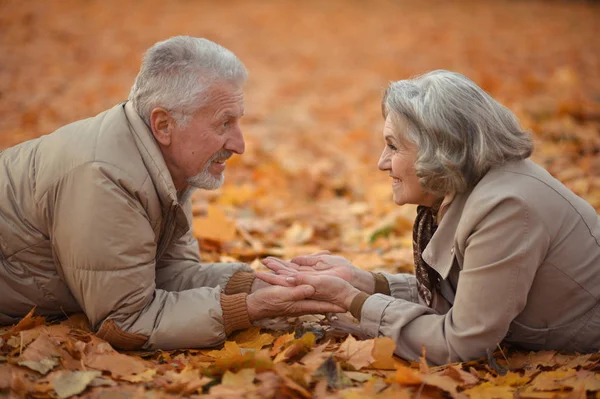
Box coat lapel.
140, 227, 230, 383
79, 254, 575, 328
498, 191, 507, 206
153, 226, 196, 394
422, 191, 470, 280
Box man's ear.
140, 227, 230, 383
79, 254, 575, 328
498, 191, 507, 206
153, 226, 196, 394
149, 108, 174, 146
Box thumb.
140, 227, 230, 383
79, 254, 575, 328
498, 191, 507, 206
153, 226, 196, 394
281, 284, 315, 301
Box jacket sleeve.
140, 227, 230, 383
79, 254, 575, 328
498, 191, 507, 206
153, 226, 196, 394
358, 196, 550, 365
379, 273, 419, 303
155, 201, 252, 292
50, 162, 248, 350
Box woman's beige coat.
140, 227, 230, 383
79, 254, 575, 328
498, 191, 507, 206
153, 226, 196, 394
360, 159, 600, 365
0, 102, 251, 349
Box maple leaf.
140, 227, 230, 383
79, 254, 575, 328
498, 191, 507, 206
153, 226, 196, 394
335, 335, 375, 370
232, 327, 275, 350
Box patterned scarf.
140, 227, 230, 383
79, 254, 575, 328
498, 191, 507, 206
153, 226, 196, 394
413, 204, 441, 307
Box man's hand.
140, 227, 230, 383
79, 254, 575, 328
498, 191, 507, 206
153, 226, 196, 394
262, 253, 376, 294
246, 285, 345, 321
256, 272, 361, 311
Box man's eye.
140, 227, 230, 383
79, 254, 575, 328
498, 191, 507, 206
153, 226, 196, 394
222, 121, 230, 128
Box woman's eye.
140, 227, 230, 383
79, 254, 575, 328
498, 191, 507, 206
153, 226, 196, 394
387, 144, 397, 151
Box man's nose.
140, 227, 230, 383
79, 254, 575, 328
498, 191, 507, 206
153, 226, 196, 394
226, 125, 245, 155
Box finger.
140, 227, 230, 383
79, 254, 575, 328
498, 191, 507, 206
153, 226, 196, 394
287, 300, 345, 315
289, 255, 321, 266
262, 257, 299, 272
274, 284, 316, 301
255, 272, 296, 287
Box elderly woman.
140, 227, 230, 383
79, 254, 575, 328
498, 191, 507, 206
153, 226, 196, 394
259, 70, 600, 365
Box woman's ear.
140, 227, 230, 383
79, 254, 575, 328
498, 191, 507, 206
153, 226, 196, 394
149, 108, 173, 146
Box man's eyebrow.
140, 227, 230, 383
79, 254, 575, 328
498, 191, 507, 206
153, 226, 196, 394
219, 111, 244, 119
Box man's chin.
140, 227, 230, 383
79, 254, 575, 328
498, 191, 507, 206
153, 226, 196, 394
186, 172, 224, 190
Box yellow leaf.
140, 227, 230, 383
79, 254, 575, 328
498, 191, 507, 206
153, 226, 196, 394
270, 332, 296, 357
393, 365, 422, 385
464, 382, 514, 399
207, 341, 242, 360
369, 337, 397, 370
274, 333, 316, 364
233, 327, 275, 350
193, 205, 237, 242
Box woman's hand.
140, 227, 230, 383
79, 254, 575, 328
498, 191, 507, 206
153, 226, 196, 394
261, 253, 376, 294
246, 285, 345, 321
256, 272, 361, 311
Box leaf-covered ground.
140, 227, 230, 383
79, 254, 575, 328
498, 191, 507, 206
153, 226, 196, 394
1, 0, 600, 397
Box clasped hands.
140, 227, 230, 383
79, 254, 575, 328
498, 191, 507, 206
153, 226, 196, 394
245, 251, 376, 322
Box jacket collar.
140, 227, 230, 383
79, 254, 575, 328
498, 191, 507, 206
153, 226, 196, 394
122, 102, 189, 233
422, 191, 470, 280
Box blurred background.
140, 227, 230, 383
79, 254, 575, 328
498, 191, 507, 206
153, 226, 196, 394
1, 0, 599, 271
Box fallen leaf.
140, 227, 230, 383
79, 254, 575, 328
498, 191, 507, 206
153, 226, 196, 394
222, 368, 256, 386
299, 342, 330, 374
274, 333, 316, 363
464, 382, 515, 399
18, 357, 59, 375
232, 327, 275, 350
335, 335, 375, 370
1, 308, 45, 339
369, 337, 397, 370
442, 365, 480, 387
50, 370, 101, 398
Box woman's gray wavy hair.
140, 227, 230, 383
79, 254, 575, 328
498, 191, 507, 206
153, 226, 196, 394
129, 36, 248, 127
382, 70, 533, 196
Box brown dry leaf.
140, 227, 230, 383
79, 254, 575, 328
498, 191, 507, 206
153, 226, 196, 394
507, 350, 559, 370
49, 369, 101, 398
299, 342, 331, 374
17, 357, 59, 375
84, 350, 148, 379
232, 327, 275, 350
335, 335, 375, 370
222, 368, 256, 386
274, 363, 312, 399
442, 365, 480, 387
1, 308, 45, 340
193, 205, 237, 242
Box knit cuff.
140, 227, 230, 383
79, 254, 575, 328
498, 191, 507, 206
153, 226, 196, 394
371, 272, 391, 295
225, 272, 256, 295
349, 292, 370, 321
220, 293, 252, 336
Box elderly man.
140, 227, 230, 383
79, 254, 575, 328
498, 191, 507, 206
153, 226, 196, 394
0, 36, 341, 350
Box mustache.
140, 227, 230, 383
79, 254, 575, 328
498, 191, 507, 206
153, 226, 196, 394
209, 149, 233, 162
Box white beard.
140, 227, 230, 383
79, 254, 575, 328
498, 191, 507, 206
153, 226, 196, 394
185, 149, 230, 190
186, 167, 224, 190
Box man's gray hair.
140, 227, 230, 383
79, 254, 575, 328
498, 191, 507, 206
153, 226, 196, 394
382, 70, 533, 196
129, 36, 248, 126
